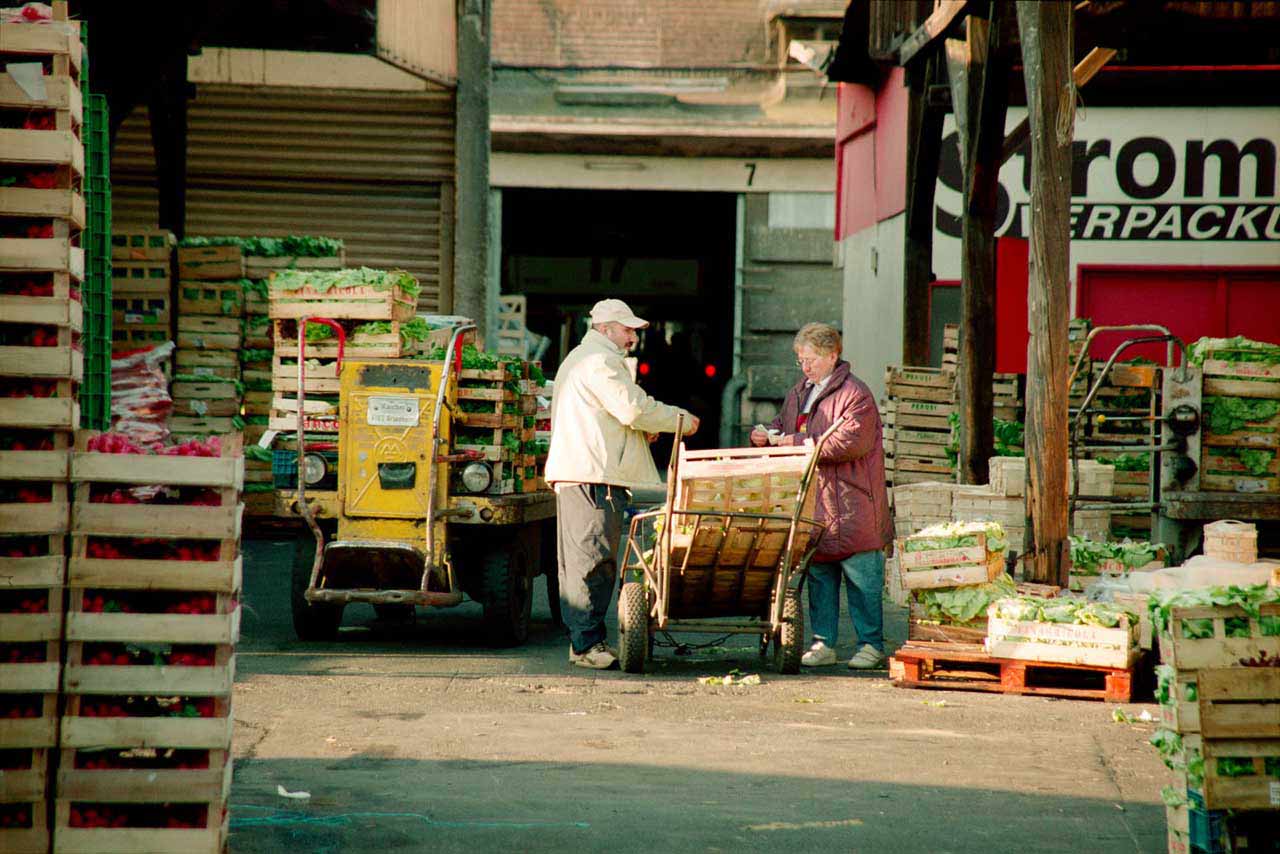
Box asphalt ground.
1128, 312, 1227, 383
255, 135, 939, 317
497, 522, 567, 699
227, 537, 1172, 853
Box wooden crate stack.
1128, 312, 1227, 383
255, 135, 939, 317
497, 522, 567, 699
454, 362, 540, 494
109, 229, 174, 358
882, 367, 956, 487
57, 432, 242, 852
938, 324, 1025, 421
267, 271, 418, 459
0, 15, 82, 847
170, 245, 245, 442
1081, 362, 1160, 536
1198, 342, 1280, 495
1155, 585, 1280, 854
895, 523, 1007, 643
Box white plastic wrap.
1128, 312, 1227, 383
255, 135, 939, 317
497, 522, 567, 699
110, 342, 174, 449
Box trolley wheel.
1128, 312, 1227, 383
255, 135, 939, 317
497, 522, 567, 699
618, 581, 649, 673
291, 533, 343, 642
773, 586, 804, 675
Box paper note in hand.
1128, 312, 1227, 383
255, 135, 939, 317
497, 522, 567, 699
753, 424, 784, 446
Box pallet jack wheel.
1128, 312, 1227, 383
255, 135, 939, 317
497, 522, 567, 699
618, 581, 649, 673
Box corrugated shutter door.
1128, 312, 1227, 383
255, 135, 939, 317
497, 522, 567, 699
111, 84, 455, 310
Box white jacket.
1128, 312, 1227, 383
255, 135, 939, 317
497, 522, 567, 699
545, 329, 691, 489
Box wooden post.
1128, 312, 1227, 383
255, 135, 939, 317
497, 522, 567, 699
902, 54, 944, 368
947, 9, 1008, 485
1017, 0, 1074, 586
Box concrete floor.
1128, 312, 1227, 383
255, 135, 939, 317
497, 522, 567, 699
228, 538, 1172, 853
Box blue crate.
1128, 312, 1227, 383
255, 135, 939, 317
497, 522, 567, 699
1186, 790, 1229, 854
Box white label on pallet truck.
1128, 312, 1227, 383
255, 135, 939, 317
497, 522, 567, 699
367, 396, 420, 427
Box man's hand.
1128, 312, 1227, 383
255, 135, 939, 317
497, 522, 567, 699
683, 415, 701, 436
749, 427, 769, 447
645, 432, 658, 444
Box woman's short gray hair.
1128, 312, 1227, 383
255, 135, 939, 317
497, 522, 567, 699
793, 322, 842, 356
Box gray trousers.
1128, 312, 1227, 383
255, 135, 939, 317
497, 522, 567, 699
556, 483, 627, 653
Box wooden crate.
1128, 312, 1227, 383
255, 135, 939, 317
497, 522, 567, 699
885, 366, 956, 403
1182, 733, 1280, 811
1158, 669, 1200, 733
673, 444, 817, 518
176, 246, 244, 280
176, 316, 240, 351
1196, 667, 1280, 740
0, 484, 69, 536
53, 797, 229, 854
0, 184, 84, 228
985, 611, 1140, 669
0, 320, 84, 381
69, 432, 243, 541
0, 235, 84, 280
267, 282, 416, 322
170, 381, 241, 418
0, 799, 48, 854
241, 390, 273, 418
111, 290, 169, 328
1158, 603, 1280, 670
173, 351, 237, 381
896, 532, 1004, 590
271, 319, 402, 358
110, 229, 174, 262
55, 750, 231, 824
242, 316, 272, 348
0, 126, 82, 176
0, 18, 83, 75
0, 378, 79, 431
1203, 520, 1258, 564
268, 396, 339, 434
110, 261, 170, 293
907, 600, 988, 644
272, 354, 339, 394
176, 281, 243, 317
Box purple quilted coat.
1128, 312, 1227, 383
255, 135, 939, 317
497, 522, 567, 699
769, 360, 892, 562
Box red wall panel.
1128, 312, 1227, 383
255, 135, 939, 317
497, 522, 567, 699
837, 132, 877, 239
873, 67, 908, 224
996, 237, 1029, 374
1076, 267, 1280, 363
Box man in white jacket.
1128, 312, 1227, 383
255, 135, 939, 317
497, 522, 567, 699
545, 299, 699, 669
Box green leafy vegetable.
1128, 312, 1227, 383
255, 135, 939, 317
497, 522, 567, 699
1068, 536, 1163, 573
905, 520, 1008, 555
271, 267, 419, 300
1150, 585, 1280, 637
240, 349, 273, 364
912, 573, 1017, 625
244, 446, 273, 463
1188, 336, 1280, 367
990, 596, 1136, 627
178, 235, 344, 257
1095, 453, 1150, 472
1203, 396, 1280, 435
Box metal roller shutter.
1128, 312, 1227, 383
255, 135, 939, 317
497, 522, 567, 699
112, 84, 455, 310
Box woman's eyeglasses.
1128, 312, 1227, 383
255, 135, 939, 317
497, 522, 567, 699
795, 355, 826, 367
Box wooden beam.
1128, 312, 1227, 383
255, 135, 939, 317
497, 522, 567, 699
949, 7, 1009, 486
1000, 46, 1116, 164
1017, 0, 1074, 587
902, 54, 945, 367
899, 0, 973, 66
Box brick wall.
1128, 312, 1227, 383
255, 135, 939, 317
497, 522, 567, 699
492, 0, 771, 67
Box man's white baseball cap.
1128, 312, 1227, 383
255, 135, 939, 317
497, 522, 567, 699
590, 298, 649, 329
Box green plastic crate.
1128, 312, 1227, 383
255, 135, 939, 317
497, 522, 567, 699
80, 91, 112, 430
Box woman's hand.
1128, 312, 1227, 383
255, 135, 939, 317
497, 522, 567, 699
749, 427, 770, 447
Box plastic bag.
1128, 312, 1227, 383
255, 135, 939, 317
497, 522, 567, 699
110, 342, 174, 449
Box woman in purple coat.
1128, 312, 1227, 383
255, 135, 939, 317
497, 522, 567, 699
750, 323, 893, 669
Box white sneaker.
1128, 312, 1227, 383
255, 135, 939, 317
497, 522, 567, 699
800, 641, 837, 667
848, 644, 885, 670
569, 642, 617, 670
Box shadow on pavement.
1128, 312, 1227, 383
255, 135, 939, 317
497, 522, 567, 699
227, 755, 1167, 854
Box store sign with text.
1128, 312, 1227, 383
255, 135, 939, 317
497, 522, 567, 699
935, 108, 1280, 242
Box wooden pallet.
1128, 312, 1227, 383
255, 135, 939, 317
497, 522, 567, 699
177, 281, 243, 317
176, 245, 244, 281
175, 316, 240, 351
110, 229, 174, 262
888, 641, 1136, 702
267, 282, 416, 322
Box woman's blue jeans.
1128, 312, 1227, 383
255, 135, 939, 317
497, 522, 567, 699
806, 549, 885, 653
